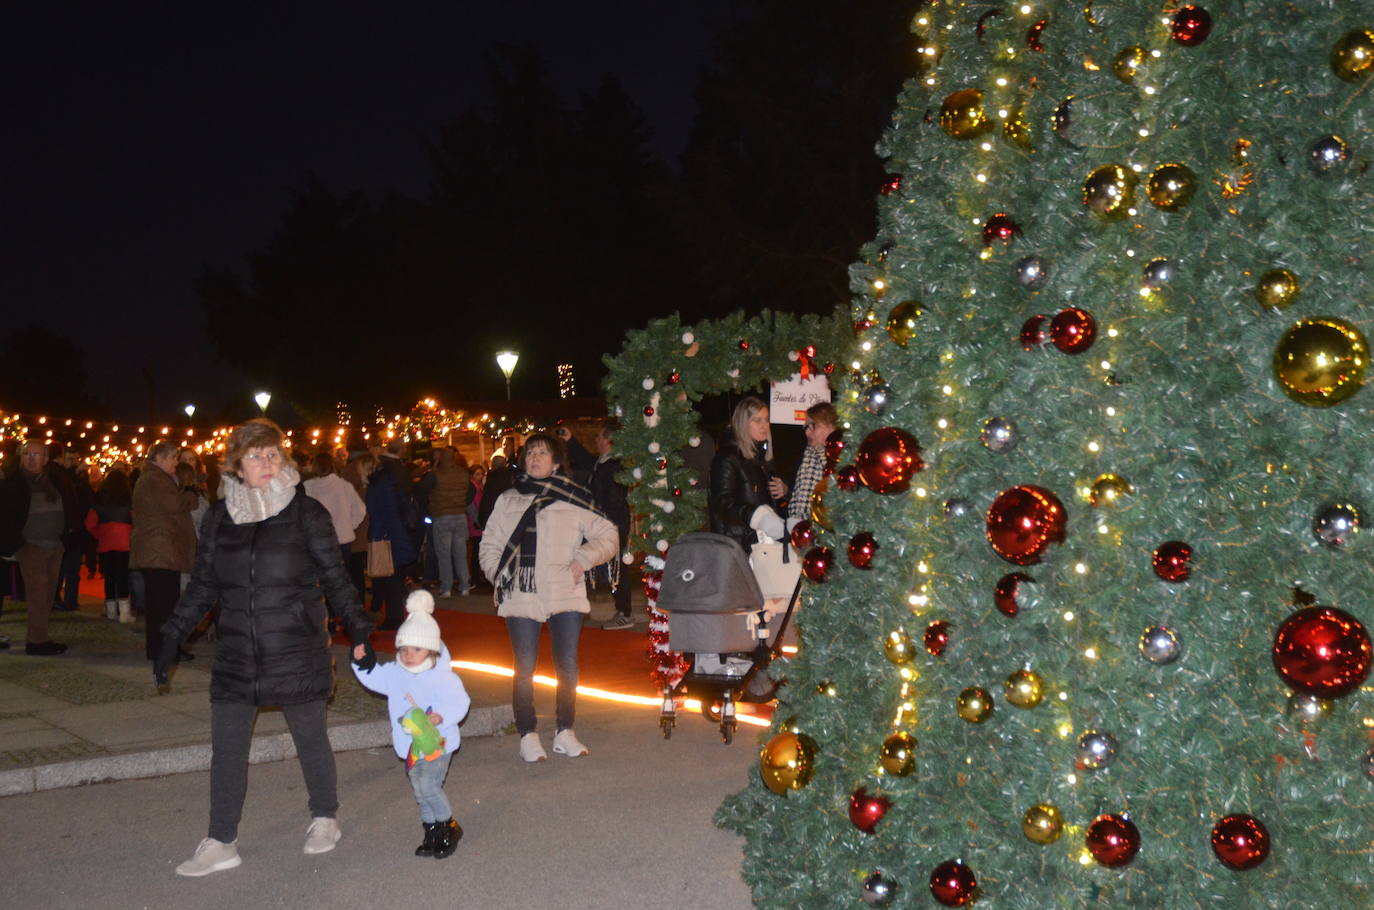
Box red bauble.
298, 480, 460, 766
986, 485, 1067, 565
644, 406, 655, 417
924, 621, 952, 657
1211, 814, 1271, 871
738, 339, 750, 350
855, 427, 924, 494
835, 464, 861, 491
802, 546, 833, 583
671, 487, 682, 497
667, 370, 681, 384
982, 212, 1021, 246
824, 428, 846, 472
1152, 540, 1193, 582
848, 787, 892, 834
1272, 606, 1372, 698
847, 531, 879, 569
1086, 813, 1141, 867
1020, 314, 1049, 350
790, 519, 816, 550
1171, 5, 1212, 46
1026, 17, 1048, 52
823, 361, 836, 374
929, 860, 978, 907
880, 175, 902, 196
994, 572, 1035, 617
1049, 307, 1096, 354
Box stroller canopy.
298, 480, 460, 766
656, 532, 764, 614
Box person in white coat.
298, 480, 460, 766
479, 432, 618, 762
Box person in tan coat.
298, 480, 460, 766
479, 432, 617, 763
130, 441, 198, 661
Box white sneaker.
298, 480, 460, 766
552, 728, 588, 757
519, 732, 547, 762
436, 589, 452, 598
303, 817, 341, 854
175, 838, 241, 877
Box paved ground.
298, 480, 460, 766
0, 696, 758, 910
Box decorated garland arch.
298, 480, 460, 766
602, 307, 852, 684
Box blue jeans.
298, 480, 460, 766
507, 611, 583, 735
407, 752, 454, 823
431, 515, 470, 593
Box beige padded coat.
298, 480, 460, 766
478, 487, 618, 622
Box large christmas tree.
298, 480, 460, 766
718, 2, 1374, 906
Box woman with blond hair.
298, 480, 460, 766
154, 418, 375, 877
708, 396, 788, 552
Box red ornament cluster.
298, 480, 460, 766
986, 485, 1067, 565
855, 427, 924, 494
1085, 813, 1141, 867
1020, 308, 1095, 353
1272, 606, 1372, 698
1151, 540, 1193, 582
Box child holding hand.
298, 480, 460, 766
352, 590, 471, 858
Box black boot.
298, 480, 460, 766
432, 818, 462, 859
415, 822, 440, 857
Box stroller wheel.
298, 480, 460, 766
660, 714, 675, 739
721, 719, 735, 744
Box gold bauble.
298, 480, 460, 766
1112, 46, 1147, 83
810, 474, 831, 530
1273, 316, 1369, 407
1002, 109, 1033, 150
956, 687, 994, 723
1022, 803, 1065, 844
939, 89, 993, 140
884, 630, 916, 665
879, 731, 917, 776
1255, 269, 1301, 309
1003, 668, 1045, 709
1145, 163, 1196, 210
886, 300, 922, 347
1089, 473, 1132, 507
1331, 29, 1374, 83
1082, 164, 1137, 218
759, 731, 817, 795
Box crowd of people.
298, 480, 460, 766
0, 397, 839, 875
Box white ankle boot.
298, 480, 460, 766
117, 599, 133, 623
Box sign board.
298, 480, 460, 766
770, 372, 832, 425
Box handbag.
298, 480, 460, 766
366, 539, 394, 578
750, 535, 801, 601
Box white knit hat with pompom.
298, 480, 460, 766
395, 589, 443, 654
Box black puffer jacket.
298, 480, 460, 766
708, 437, 783, 552
161, 492, 373, 705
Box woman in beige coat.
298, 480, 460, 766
130, 441, 198, 661
479, 432, 617, 762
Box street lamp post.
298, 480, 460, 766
254, 391, 271, 415
184, 404, 196, 422
495, 351, 519, 401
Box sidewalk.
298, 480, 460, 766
0, 579, 657, 798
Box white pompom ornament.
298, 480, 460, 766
689, 435, 701, 447
632, 467, 643, 480
682, 332, 695, 344
642, 378, 655, 390
648, 441, 660, 454
656, 539, 670, 552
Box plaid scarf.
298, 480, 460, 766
788, 446, 827, 522
493, 472, 605, 605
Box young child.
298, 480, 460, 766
352, 589, 471, 859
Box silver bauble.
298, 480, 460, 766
1313, 503, 1360, 548
944, 497, 973, 519
863, 383, 893, 415
1075, 730, 1117, 770
1142, 257, 1175, 289
861, 870, 899, 907
1311, 135, 1350, 173
1014, 256, 1048, 289
1139, 625, 1181, 664
1287, 692, 1334, 723
980, 417, 1020, 453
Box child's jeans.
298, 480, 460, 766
408, 752, 454, 823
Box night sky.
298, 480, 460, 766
5, 1, 728, 418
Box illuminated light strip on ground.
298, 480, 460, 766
451, 659, 772, 727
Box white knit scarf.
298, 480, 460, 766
221, 463, 301, 525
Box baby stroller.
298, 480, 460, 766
655, 532, 803, 743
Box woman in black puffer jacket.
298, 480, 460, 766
156, 419, 375, 878
709, 396, 788, 553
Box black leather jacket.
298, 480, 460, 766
709, 437, 783, 552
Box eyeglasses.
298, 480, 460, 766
242, 451, 283, 465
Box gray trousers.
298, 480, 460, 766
208, 699, 336, 842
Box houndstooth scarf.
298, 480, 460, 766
493, 472, 604, 605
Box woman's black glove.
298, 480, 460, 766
353, 640, 377, 672
153, 636, 179, 688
